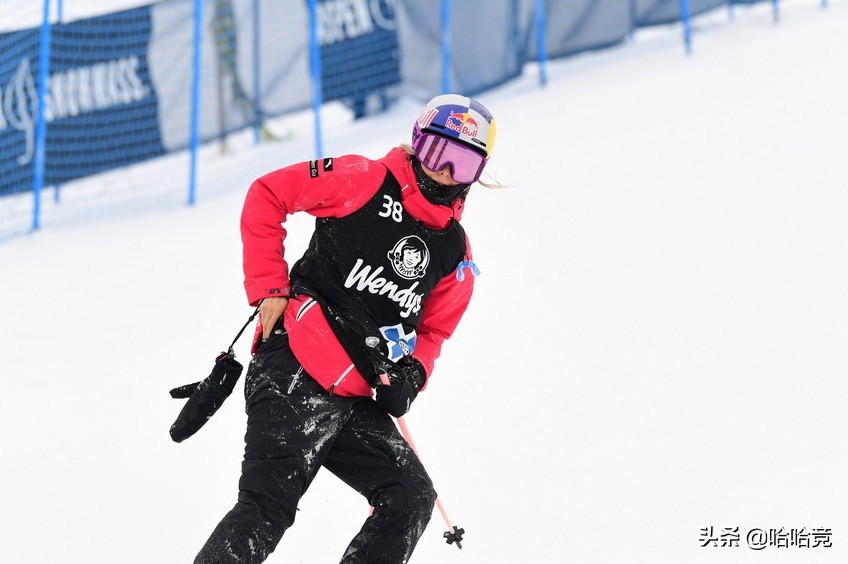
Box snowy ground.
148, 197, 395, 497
2, 1, 848, 563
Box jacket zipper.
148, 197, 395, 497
328, 363, 355, 394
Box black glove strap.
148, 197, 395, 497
225, 304, 261, 358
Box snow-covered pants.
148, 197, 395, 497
194, 330, 436, 564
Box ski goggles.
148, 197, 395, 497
412, 132, 488, 184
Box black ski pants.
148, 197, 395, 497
194, 330, 436, 564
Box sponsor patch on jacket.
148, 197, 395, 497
309, 158, 334, 178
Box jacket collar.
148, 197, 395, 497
378, 147, 465, 229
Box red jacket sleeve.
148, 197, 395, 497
412, 235, 476, 384
241, 156, 385, 306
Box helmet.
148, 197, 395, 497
412, 94, 497, 158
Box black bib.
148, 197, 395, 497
290, 166, 466, 384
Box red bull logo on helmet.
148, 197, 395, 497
446, 111, 479, 137
449, 112, 479, 128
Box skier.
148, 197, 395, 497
193, 93, 497, 564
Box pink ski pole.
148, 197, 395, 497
375, 370, 465, 549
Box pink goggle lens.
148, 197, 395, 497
413, 132, 487, 184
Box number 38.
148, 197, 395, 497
378, 195, 403, 222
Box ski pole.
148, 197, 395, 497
375, 372, 465, 549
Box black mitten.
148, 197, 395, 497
374, 356, 426, 418
169, 352, 244, 443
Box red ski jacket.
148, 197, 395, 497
240, 147, 475, 397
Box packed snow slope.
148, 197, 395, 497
1, 2, 847, 563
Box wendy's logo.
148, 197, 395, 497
388, 235, 429, 280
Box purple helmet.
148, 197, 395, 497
411, 94, 497, 184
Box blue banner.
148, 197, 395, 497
316, 0, 400, 104
0, 6, 164, 197
0, 27, 40, 197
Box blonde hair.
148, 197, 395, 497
400, 143, 504, 189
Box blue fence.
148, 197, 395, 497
0, 0, 831, 241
